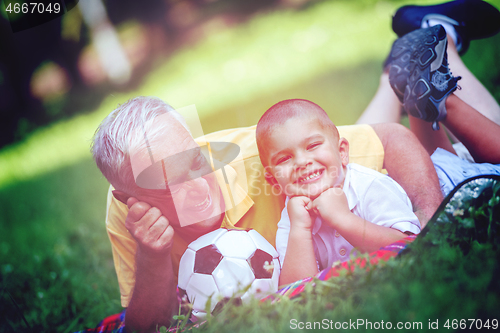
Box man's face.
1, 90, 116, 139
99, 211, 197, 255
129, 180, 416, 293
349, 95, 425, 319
265, 117, 349, 199
131, 115, 224, 242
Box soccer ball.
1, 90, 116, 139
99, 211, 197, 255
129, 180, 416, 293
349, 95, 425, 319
178, 228, 280, 320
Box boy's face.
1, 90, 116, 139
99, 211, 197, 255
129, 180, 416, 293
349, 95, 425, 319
265, 117, 349, 198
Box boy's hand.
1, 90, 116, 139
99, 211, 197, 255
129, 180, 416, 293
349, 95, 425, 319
125, 197, 175, 260
280, 196, 318, 286
312, 187, 351, 226
287, 196, 314, 230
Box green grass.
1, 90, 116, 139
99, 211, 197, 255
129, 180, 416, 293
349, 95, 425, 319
195, 244, 499, 333
172, 178, 500, 333
0, 160, 120, 332
1, 0, 500, 332
200, 242, 500, 333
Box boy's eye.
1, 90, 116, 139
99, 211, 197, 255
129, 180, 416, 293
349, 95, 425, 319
276, 156, 290, 165
307, 142, 321, 150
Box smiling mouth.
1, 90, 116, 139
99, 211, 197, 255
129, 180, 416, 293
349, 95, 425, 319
297, 169, 324, 184
192, 194, 212, 212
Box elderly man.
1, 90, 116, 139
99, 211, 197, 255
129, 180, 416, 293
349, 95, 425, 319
91, 96, 441, 332
89, 0, 500, 330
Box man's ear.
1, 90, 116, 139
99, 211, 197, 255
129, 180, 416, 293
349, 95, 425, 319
338, 137, 350, 166
112, 190, 130, 205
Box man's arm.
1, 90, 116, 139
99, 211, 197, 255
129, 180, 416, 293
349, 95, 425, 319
123, 198, 178, 332
370, 123, 443, 227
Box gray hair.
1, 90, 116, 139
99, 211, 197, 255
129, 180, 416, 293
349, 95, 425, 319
91, 96, 189, 195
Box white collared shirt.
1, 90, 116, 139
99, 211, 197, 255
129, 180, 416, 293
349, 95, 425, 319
276, 163, 420, 270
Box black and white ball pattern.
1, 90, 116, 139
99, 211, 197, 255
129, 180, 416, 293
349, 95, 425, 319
178, 228, 280, 320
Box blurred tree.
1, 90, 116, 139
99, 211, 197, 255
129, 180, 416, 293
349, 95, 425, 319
0, 9, 86, 146
0, 0, 305, 148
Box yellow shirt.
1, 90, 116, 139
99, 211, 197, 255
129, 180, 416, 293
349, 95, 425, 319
105, 124, 384, 307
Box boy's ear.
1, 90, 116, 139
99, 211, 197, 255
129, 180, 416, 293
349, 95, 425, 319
338, 137, 349, 166
112, 190, 130, 205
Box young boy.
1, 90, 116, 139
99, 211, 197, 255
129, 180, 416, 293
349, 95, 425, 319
256, 99, 421, 285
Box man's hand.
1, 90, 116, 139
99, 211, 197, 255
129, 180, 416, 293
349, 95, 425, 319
287, 196, 314, 230
125, 197, 175, 259
124, 197, 178, 332
312, 187, 351, 228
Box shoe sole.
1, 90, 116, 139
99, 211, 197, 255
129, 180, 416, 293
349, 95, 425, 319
387, 39, 413, 103
403, 25, 447, 122
387, 28, 425, 103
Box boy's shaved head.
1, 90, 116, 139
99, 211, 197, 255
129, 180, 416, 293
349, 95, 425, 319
256, 99, 338, 166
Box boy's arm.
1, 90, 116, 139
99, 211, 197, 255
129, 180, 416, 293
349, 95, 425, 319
324, 212, 405, 253
312, 187, 407, 253
279, 223, 318, 286
279, 197, 319, 286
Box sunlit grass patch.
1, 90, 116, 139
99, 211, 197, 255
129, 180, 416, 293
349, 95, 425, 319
0, 0, 402, 189
138, 1, 398, 116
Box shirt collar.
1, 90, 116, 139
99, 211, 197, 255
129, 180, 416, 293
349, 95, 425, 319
342, 164, 358, 211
